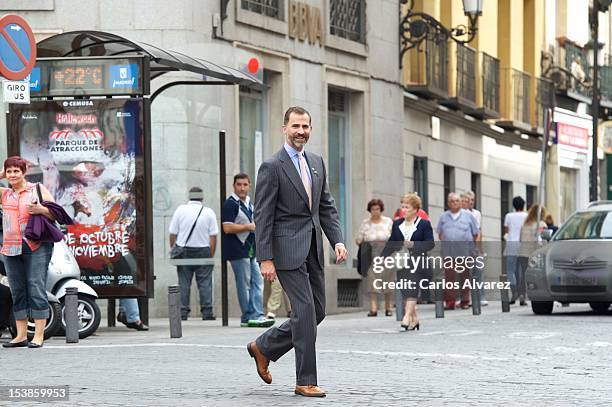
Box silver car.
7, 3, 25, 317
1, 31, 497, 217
526, 202, 612, 315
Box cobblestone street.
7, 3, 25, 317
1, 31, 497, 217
1, 302, 610, 406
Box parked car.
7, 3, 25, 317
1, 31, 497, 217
526, 201, 612, 315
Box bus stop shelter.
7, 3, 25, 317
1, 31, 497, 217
8, 30, 262, 326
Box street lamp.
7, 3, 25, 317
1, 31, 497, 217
399, 0, 483, 68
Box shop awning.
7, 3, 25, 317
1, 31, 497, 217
36, 30, 262, 89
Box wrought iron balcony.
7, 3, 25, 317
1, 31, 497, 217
467, 52, 500, 119
404, 38, 449, 99
497, 68, 532, 131
511, 69, 531, 125
563, 42, 592, 101
482, 53, 500, 116
541, 39, 591, 107
442, 43, 477, 110
535, 77, 555, 131
600, 65, 612, 108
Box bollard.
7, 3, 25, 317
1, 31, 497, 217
395, 289, 404, 322
168, 285, 182, 338
434, 279, 444, 318
65, 287, 79, 343
471, 270, 481, 316
500, 275, 510, 313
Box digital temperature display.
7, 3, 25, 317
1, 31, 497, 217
31, 57, 147, 97
50, 66, 104, 90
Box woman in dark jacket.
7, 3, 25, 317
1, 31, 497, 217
382, 193, 434, 331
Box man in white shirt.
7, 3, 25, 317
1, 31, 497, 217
169, 187, 219, 320
503, 196, 528, 304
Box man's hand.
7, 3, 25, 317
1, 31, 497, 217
260, 260, 277, 282
248, 222, 256, 231
335, 244, 348, 264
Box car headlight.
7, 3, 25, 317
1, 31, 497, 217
528, 253, 544, 269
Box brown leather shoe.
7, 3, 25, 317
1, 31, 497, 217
294, 385, 326, 397
247, 342, 272, 384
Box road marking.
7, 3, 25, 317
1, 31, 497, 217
507, 331, 560, 340
42, 342, 545, 362
589, 341, 612, 347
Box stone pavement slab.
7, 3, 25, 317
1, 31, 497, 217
1, 302, 609, 406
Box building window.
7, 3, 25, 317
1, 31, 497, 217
414, 156, 428, 212
241, 0, 283, 19
500, 180, 512, 238
328, 89, 350, 262
471, 172, 481, 210
239, 86, 264, 182
443, 165, 455, 210
526, 184, 537, 210
329, 0, 366, 44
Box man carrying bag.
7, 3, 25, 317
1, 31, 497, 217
169, 187, 218, 320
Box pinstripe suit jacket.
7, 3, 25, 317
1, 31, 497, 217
254, 147, 344, 271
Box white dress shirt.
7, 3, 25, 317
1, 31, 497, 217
169, 201, 218, 247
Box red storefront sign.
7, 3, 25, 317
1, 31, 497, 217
557, 122, 589, 150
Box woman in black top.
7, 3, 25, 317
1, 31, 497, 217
382, 194, 434, 331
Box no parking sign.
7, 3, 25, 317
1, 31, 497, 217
0, 14, 36, 81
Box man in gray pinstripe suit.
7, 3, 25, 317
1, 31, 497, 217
247, 106, 347, 398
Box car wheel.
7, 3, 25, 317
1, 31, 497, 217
531, 301, 554, 315
60, 295, 101, 339
589, 302, 611, 314
26, 302, 62, 341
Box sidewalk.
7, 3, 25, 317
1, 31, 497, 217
2, 302, 609, 406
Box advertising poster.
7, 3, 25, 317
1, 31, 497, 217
8, 99, 148, 297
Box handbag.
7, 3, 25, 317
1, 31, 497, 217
357, 241, 373, 278
170, 205, 204, 259
24, 183, 66, 243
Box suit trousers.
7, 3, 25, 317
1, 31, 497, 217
256, 233, 325, 386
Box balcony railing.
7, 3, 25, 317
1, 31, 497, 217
600, 65, 612, 107
562, 41, 591, 100
456, 44, 476, 105
535, 77, 555, 129
425, 38, 448, 97
405, 38, 448, 99
512, 69, 531, 125
482, 52, 500, 115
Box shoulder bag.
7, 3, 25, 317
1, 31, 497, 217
170, 205, 204, 259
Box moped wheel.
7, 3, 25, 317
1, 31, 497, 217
26, 302, 62, 340
60, 295, 101, 339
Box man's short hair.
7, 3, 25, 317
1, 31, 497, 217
233, 173, 250, 184
189, 187, 204, 201
447, 192, 460, 202
465, 190, 475, 199
283, 106, 312, 125
512, 196, 525, 211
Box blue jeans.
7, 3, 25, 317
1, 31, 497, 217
177, 247, 213, 318
4, 241, 53, 320
230, 257, 264, 323
119, 298, 140, 323
505, 255, 519, 299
